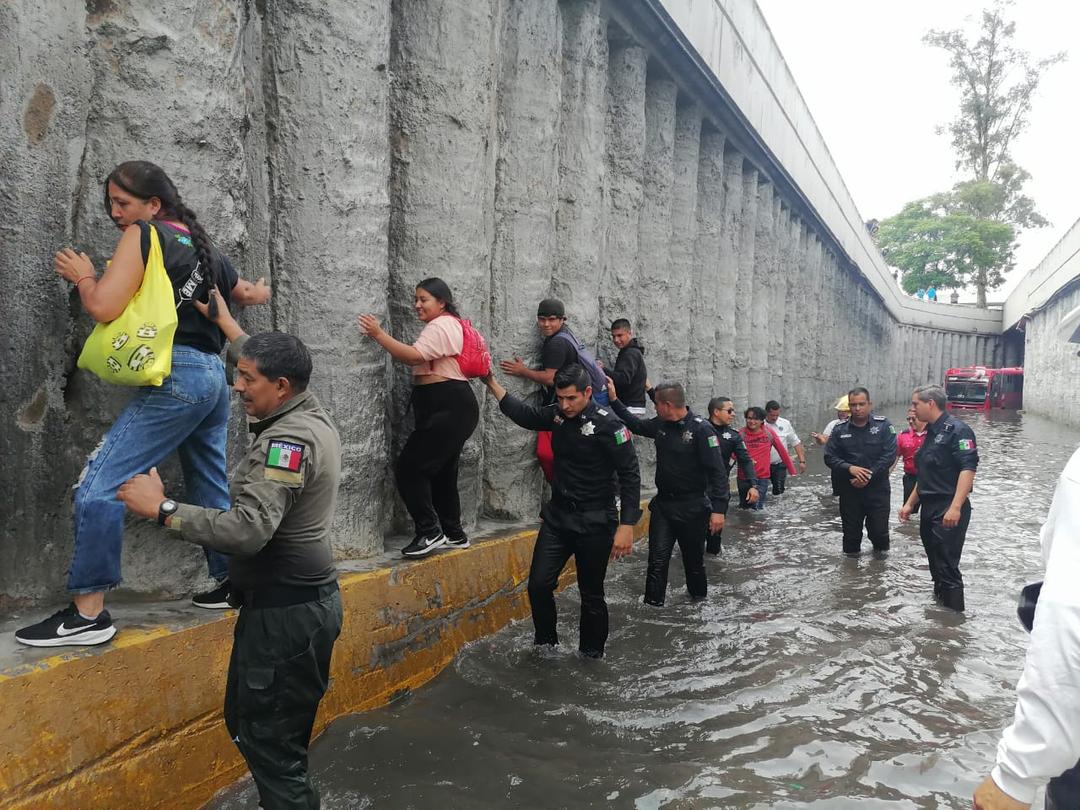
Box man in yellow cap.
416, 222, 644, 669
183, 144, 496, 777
811, 396, 850, 446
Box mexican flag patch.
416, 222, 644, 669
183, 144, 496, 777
614, 426, 632, 445
267, 441, 304, 471
957, 439, 974, 451
707, 434, 719, 448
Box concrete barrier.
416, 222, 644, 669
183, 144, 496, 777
0, 515, 649, 810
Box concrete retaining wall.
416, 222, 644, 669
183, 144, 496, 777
1003, 217, 1080, 425
0, 0, 1000, 608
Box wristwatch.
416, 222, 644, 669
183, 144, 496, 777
157, 498, 179, 526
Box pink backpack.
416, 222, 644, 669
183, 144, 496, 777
455, 318, 492, 378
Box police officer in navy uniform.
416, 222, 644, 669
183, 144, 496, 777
118, 296, 342, 809
706, 396, 757, 554
899, 384, 979, 612
608, 379, 727, 606
824, 387, 897, 557
481, 363, 641, 658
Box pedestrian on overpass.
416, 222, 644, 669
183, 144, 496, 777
607, 378, 727, 606
481, 363, 640, 658
824, 387, 897, 557
899, 385, 979, 611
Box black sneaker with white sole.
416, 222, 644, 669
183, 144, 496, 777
14, 604, 117, 647
402, 531, 447, 558
192, 579, 232, 609
444, 533, 470, 550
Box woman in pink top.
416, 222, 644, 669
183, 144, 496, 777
737, 406, 796, 510
358, 278, 480, 557
897, 406, 927, 515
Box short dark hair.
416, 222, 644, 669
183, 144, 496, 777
653, 382, 686, 407
913, 385, 947, 409
554, 363, 590, 394
610, 318, 632, 332
848, 386, 870, 400
744, 405, 766, 420
765, 400, 780, 411
708, 396, 732, 415
241, 332, 312, 392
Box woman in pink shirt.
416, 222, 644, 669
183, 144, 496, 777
897, 406, 927, 515
358, 278, 480, 557
738, 406, 796, 510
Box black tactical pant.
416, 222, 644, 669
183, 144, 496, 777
528, 503, 615, 657
919, 496, 971, 608
225, 585, 343, 810
1047, 760, 1080, 809
645, 499, 707, 606
770, 463, 789, 495
837, 482, 890, 553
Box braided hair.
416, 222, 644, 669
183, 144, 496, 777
104, 160, 222, 317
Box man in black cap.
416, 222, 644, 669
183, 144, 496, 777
501, 298, 607, 480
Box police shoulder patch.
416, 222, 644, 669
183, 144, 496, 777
957, 438, 976, 451
596, 408, 609, 416
873, 415, 886, 421
265, 439, 305, 484
707, 434, 719, 448
614, 426, 632, 445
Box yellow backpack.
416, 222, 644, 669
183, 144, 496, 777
77, 224, 178, 386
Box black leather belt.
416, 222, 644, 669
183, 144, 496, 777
551, 494, 611, 513
233, 581, 338, 610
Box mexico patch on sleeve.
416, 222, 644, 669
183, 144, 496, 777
957, 438, 975, 451
265, 440, 305, 484
614, 426, 632, 445
707, 434, 719, 448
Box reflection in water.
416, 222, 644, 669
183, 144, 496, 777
209, 411, 1075, 809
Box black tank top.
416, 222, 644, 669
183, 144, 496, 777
138, 220, 239, 355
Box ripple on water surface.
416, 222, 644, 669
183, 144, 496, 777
209, 411, 1074, 809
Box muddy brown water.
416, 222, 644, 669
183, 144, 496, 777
210, 410, 1072, 809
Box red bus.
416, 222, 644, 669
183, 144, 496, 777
944, 366, 1024, 411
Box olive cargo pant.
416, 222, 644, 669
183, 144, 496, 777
224, 586, 342, 809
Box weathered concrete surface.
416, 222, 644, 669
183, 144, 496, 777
0, 516, 650, 810
0, 0, 1005, 608
1004, 216, 1080, 426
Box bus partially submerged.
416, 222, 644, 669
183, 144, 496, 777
944, 366, 1024, 411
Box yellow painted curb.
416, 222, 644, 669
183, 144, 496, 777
1, 512, 649, 809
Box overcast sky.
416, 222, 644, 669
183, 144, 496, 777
754, 0, 1080, 299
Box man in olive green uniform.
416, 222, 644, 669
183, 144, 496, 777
118, 323, 342, 810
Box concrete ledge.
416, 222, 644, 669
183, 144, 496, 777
0, 515, 649, 809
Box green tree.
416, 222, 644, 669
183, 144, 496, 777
878, 198, 1015, 303
879, 2, 1064, 306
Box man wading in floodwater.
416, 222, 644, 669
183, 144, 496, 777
118, 294, 342, 809
481, 363, 641, 658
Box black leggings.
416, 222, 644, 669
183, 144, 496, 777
395, 380, 479, 538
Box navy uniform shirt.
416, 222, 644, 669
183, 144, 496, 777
709, 420, 757, 485
915, 412, 979, 498
612, 401, 729, 514
499, 394, 642, 526
823, 414, 898, 489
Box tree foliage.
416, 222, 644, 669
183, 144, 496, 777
878, 197, 1014, 305
878, 2, 1064, 305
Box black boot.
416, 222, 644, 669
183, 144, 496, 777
940, 587, 965, 612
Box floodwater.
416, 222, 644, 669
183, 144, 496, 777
210, 410, 1075, 809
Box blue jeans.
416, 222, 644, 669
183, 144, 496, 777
738, 478, 769, 511
69, 346, 231, 593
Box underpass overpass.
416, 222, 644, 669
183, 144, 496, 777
0, 0, 1010, 606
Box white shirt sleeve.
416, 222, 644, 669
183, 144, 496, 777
992, 448, 1080, 803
